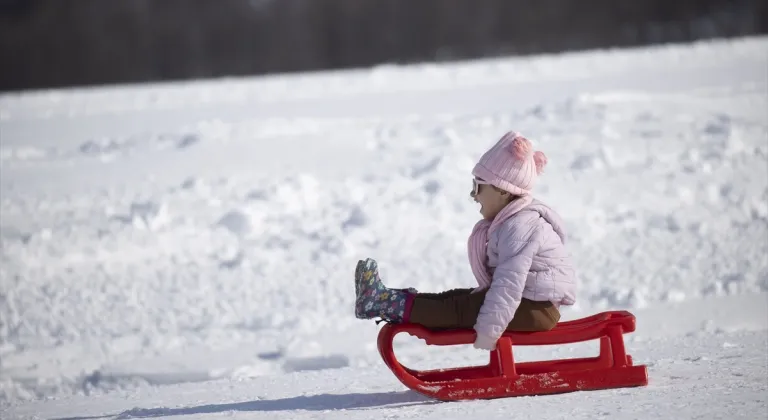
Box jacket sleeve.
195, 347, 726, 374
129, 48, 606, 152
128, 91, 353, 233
473, 223, 542, 340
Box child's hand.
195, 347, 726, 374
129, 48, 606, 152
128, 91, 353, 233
473, 333, 497, 351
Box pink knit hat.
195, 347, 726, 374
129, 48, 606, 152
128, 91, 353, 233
472, 131, 548, 196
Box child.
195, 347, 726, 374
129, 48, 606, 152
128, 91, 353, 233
354, 131, 577, 351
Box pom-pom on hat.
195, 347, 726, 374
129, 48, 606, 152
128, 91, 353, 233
471, 131, 547, 196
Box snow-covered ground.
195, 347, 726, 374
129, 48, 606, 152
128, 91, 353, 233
1, 36, 767, 419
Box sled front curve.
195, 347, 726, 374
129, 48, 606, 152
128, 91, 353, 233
377, 310, 648, 401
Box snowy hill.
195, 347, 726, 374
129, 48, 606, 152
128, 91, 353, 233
1, 36, 767, 419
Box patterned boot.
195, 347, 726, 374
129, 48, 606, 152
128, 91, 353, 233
354, 258, 413, 322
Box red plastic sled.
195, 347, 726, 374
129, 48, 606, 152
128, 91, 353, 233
377, 310, 648, 401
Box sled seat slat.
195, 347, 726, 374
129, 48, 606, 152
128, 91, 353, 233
394, 310, 635, 346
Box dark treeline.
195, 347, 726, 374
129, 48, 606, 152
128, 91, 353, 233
1, 0, 765, 92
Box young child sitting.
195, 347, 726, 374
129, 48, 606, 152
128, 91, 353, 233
354, 131, 577, 351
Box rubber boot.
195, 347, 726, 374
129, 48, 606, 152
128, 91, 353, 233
354, 258, 412, 322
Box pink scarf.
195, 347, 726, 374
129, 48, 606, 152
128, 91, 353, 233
468, 196, 533, 290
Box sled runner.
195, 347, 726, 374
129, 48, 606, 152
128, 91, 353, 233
377, 310, 648, 401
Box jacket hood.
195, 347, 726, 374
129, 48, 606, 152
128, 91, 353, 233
523, 199, 568, 244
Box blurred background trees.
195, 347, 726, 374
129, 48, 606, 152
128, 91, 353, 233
1, 0, 765, 92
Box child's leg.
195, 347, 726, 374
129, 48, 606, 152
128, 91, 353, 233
407, 289, 487, 329
353, 258, 559, 331
354, 259, 471, 322
408, 289, 560, 332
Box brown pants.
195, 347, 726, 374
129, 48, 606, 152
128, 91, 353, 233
408, 288, 560, 332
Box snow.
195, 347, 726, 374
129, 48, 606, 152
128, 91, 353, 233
1, 36, 767, 419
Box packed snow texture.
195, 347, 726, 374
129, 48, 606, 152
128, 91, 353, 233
1, 36, 767, 419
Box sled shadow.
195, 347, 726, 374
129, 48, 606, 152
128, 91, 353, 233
54, 390, 438, 419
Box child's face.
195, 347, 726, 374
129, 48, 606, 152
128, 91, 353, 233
471, 178, 511, 220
